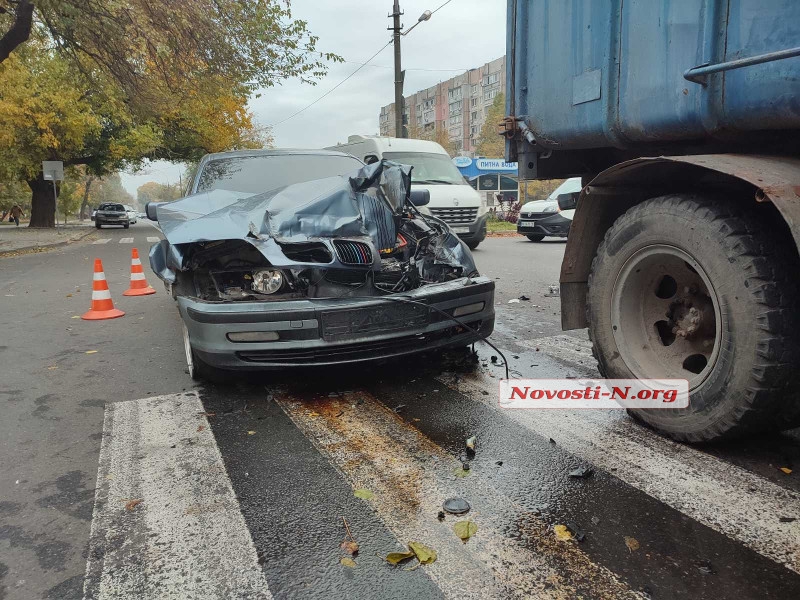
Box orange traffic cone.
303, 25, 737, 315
82, 259, 125, 320
123, 248, 156, 296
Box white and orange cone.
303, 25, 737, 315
123, 248, 156, 296
82, 259, 125, 320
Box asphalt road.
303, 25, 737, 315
1, 227, 799, 599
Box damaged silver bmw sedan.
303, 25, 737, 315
147, 149, 495, 380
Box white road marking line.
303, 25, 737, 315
146, 236, 160, 242
83, 393, 272, 600
92, 239, 111, 245
278, 391, 638, 600
119, 237, 133, 244
437, 364, 800, 573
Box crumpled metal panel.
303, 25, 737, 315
150, 160, 474, 275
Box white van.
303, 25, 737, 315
326, 135, 488, 249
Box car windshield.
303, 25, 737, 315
99, 203, 125, 211
196, 154, 364, 195
546, 177, 582, 201
382, 152, 465, 185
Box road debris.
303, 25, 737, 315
453, 520, 478, 542
566, 522, 586, 542
340, 557, 357, 568
353, 488, 374, 500
197, 425, 205, 432
569, 466, 594, 479
780, 467, 793, 474
443, 497, 471, 515
545, 285, 560, 297
508, 298, 521, 304
553, 524, 573, 541
461, 461, 470, 471
625, 536, 640, 552
495, 460, 503, 466
453, 466, 470, 478
340, 517, 359, 556
465, 436, 476, 453
591, 516, 601, 526
247, 430, 256, 435
437, 511, 446, 521
124, 499, 142, 511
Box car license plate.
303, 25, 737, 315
451, 227, 470, 234
519, 220, 535, 227
322, 303, 429, 341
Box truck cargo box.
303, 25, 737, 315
505, 0, 800, 179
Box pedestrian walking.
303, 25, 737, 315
9, 204, 24, 226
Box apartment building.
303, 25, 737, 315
379, 56, 506, 156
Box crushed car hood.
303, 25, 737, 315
150, 160, 477, 287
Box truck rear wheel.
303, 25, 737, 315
587, 194, 800, 442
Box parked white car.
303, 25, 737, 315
124, 205, 138, 224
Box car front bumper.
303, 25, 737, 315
517, 213, 571, 237
179, 276, 495, 369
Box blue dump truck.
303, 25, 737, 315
503, 1, 800, 441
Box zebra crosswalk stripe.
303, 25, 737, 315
118, 238, 133, 244
92, 239, 111, 244
83, 393, 272, 600
146, 236, 160, 242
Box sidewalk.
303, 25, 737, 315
0, 222, 96, 256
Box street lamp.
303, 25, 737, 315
390, 3, 433, 138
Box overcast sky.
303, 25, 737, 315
120, 0, 506, 195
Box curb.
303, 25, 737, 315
0, 227, 96, 259
486, 231, 523, 238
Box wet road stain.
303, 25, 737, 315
277, 389, 637, 599
369, 375, 800, 600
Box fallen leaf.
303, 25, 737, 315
780, 467, 793, 475
197, 425, 205, 432
71, 316, 80, 319
85, 350, 98, 354
125, 499, 142, 511
66, 293, 73, 298
386, 551, 415, 565
554, 524, 573, 541
340, 540, 359, 555
453, 520, 478, 541
247, 430, 256, 435
308, 411, 320, 417
453, 466, 471, 478
408, 541, 437, 564
340, 557, 357, 568
353, 488, 374, 500
625, 536, 640, 552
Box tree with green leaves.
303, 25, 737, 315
137, 181, 182, 207
476, 93, 505, 158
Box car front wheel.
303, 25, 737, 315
526, 234, 545, 242
182, 322, 227, 383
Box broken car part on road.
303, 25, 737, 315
147, 152, 495, 377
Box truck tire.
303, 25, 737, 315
466, 240, 481, 250
587, 194, 800, 442
527, 234, 545, 242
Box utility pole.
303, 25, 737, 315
390, 0, 405, 138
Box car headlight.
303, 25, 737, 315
543, 205, 557, 213
252, 269, 284, 294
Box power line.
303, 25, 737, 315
312, 52, 467, 73
430, 0, 455, 16
270, 40, 393, 128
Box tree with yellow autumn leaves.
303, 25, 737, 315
0, 1, 334, 227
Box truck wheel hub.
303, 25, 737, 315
611, 245, 722, 390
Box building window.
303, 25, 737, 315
471, 84, 479, 96
470, 97, 478, 108
449, 100, 462, 114
416, 104, 421, 113
449, 113, 462, 126
471, 111, 478, 121
482, 72, 500, 86
485, 88, 499, 102
448, 88, 462, 101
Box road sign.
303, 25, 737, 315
42, 161, 64, 181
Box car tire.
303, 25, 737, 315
123, 223, 129, 229
466, 240, 481, 250
587, 194, 800, 442
95, 223, 101, 229
526, 234, 545, 242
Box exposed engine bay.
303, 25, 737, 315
149, 160, 479, 302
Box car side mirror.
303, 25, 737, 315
409, 189, 430, 207
557, 191, 580, 211
145, 202, 163, 221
